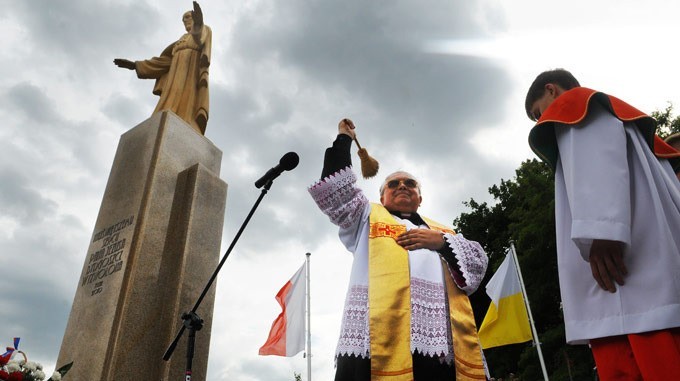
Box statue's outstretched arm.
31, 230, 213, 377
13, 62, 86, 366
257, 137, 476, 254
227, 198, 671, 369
113, 58, 136, 70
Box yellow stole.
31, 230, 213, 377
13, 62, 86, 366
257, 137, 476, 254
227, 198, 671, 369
368, 204, 486, 380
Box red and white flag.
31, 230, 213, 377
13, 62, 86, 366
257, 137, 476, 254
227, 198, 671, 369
259, 262, 306, 357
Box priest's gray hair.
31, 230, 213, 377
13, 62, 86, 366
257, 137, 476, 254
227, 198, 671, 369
379, 171, 421, 196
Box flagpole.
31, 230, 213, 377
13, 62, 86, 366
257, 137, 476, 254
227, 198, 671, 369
510, 242, 549, 381
305, 252, 312, 381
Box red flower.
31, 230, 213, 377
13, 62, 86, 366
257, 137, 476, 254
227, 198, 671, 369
0, 369, 9, 380
7, 371, 22, 381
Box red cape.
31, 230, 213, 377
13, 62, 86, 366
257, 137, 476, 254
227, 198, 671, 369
528, 87, 680, 172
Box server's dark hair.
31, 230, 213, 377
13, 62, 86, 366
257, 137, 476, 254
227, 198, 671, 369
525, 69, 580, 121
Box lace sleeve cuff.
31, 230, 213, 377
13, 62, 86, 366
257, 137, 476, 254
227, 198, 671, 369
308, 167, 369, 229
444, 233, 488, 294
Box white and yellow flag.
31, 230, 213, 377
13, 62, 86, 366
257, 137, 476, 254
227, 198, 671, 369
478, 250, 533, 349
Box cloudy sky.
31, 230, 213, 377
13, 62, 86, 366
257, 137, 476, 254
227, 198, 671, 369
2, 0, 680, 380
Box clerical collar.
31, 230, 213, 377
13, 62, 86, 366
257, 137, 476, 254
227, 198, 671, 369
389, 210, 426, 226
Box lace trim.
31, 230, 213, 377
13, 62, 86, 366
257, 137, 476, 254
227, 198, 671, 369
336, 285, 370, 358
445, 234, 488, 294
334, 281, 458, 362
410, 277, 452, 359
308, 167, 369, 229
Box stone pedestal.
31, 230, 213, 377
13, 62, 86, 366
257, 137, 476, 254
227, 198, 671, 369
57, 111, 227, 381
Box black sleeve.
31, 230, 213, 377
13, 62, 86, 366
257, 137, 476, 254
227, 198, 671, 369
320, 134, 353, 179
437, 242, 466, 287
437, 244, 458, 267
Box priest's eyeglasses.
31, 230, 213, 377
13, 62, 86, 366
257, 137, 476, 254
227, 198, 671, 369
386, 178, 418, 189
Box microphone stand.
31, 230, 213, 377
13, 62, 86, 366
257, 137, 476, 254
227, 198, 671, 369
163, 179, 274, 380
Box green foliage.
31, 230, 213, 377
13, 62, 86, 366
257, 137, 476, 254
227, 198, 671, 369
651, 102, 680, 139
294, 372, 302, 381
518, 326, 596, 381
454, 159, 595, 380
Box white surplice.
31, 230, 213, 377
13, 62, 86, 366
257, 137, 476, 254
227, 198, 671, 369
554, 101, 680, 344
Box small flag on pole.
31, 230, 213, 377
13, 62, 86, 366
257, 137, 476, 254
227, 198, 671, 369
259, 262, 306, 357
478, 250, 533, 349
0, 338, 20, 365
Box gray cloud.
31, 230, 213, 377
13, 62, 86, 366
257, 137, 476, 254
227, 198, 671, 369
13, 0, 159, 69
102, 93, 150, 127
0, 215, 89, 364
0, 168, 57, 225
0, 279, 71, 362
0, 82, 113, 179
201, 0, 515, 260
5, 83, 62, 125
230, 0, 512, 144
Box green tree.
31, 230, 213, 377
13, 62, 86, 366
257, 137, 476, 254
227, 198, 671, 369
454, 159, 595, 380
651, 102, 680, 139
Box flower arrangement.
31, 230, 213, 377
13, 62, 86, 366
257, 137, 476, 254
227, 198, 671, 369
0, 338, 72, 381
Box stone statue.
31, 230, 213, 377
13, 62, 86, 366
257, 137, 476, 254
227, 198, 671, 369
114, 2, 211, 135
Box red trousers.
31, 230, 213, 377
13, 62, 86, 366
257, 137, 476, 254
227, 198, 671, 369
590, 328, 680, 380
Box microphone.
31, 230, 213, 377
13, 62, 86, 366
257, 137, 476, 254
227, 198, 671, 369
254, 152, 300, 188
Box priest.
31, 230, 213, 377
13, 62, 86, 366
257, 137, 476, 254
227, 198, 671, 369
309, 118, 488, 381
